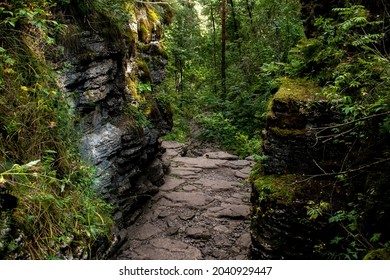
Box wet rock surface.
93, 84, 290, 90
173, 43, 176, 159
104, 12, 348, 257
113, 141, 254, 260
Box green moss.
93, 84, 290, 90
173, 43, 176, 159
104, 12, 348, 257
275, 77, 322, 103
363, 248, 390, 260
146, 5, 159, 22
253, 174, 303, 206
136, 59, 151, 81
270, 127, 306, 137
138, 42, 168, 59
139, 21, 151, 42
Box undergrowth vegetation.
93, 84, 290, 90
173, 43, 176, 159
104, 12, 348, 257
1, 0, 112, 259
159, 0, 303, 157
282, 4, 390, 259
287, 5, 390, 129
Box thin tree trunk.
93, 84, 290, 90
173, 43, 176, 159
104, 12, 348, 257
228, 0, 239, 42
245, 0, 253, 24
221, 0, 227, 98
210, 3, 218, 95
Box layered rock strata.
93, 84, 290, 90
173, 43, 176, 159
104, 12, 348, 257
60, 5, 172, 229
251, 78, 344, 259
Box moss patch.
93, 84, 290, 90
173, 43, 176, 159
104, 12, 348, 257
275, 77, 322, 103
363, 248, 390, 260
136, 59, 151, 81
253, 174, 303, 206
269, 127, 306, 137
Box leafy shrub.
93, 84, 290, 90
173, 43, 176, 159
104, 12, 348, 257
195, 112, 261, 157
287, 5, 389, 125
1, 0, 113, 259
0, 159, 112, 259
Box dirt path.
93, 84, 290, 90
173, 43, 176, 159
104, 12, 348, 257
114, 141, 253, 260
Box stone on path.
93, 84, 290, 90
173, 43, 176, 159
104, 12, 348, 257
204, 151, 239, 160
171, 156, 226, 169
134, 238, 202, 260
234, 170, 248, 179
235, 233, 252, 249
128, 223, 162, 241
162, 192, 213, 207
160, 177, 185, 191
182, 185, 198, 191
170, 167, 201, 179
222, 160, 251, 169
162, 141, 185, 149
194, 178, 240, 192
186, 227, 211, 239
206, 203, 250, 219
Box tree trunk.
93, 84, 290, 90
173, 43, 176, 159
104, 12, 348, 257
210, 3, 218, 95
228, 0, 239, 41
245, 0, 253, 24
221, 0, 227, 97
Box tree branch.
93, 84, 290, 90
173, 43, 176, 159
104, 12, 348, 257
312, 111, 390, 132
294, 157, 390, 184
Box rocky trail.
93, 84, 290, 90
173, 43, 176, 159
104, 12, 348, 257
113, 141, 254, 260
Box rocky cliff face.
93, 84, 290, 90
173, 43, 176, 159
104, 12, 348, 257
262, 78, 344, 175
251, 78, 343, 259
60, 5, 172, 229
251, 78, 390, 259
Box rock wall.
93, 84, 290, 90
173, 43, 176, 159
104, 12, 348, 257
60, 5, 172, 229
251, 77, 390, 259
251, 78, 346, 259
262, 78, 343, 175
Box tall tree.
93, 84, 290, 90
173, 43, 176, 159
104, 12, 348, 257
221, 0, 227, 97
210, 1, 218, 94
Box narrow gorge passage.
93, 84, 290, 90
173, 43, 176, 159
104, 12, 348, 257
114, 141, 254, 260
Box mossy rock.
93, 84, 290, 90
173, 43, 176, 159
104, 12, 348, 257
274, 77, 322, 103
253, 174, 304, 206
364, 248, 390, 260
136, 59, 151, 81
138, 20, 151, 42
269, 127, 306, 138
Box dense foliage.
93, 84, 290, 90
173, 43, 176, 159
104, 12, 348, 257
159, 0, 304, 157
286, 4, 390, 259
0, 0, 113, 259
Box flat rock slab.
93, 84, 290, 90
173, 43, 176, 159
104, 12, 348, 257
160, 177, 186, 191
186, 227, 211, 239
172, 166, 203, 173
235, 233, 252, 249
162, 192, 212, 207
170, 168, 201, 178
171, 156, 227, 169
217, 204, 250, 219
182, 185, 198, 192
213, 225, 231, 233
206, 204, 250, 219
162, 141, 185, 149
134, 238, 202, 260
240, 167, 252, 174
234, 171, 248, 179
221, 160, 251, 169
162, 149, 180, 160
204, 151, 239, 160
194, 178, 240, 191
128, 223, 162, 241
